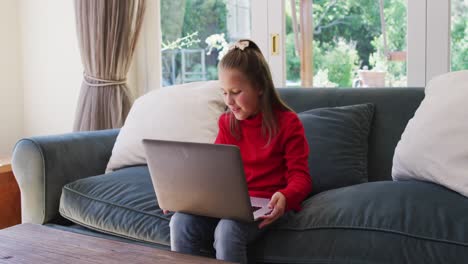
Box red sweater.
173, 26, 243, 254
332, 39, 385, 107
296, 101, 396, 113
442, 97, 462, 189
215, 110, 312, 211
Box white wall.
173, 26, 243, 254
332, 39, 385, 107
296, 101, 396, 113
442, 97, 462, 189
20, 0, 82, 137
0, 0, 23, 157
0, 0, 161, 158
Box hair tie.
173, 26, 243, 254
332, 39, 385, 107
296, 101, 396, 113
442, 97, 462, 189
228, 40, 249, 51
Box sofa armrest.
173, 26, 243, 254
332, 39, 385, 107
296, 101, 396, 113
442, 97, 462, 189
12, 129, 119, 224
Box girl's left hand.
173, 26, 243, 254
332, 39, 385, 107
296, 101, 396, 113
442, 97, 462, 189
258, 192, 286, 229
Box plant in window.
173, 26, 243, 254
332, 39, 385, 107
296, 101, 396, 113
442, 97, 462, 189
369, 35, 406, 87
321, 39, 360, 87
161, 32, 200, 51
205, 33, 229, 61
314, 69, 338, 87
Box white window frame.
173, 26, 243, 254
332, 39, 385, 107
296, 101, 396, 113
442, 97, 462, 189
251, 0, 286, 87
408, 0, 450, 87
425, 1, 450, 83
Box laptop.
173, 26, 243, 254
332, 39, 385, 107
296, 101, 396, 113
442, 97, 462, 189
142, 139, 272, 222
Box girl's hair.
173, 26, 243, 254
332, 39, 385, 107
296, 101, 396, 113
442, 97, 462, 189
218, 39, 293, 145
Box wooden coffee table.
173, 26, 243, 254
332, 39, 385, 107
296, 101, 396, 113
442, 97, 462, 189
0, 157, 21, 229
0, 224, 232, 263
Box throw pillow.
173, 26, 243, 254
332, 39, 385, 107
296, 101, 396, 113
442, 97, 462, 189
298, 103, 375, 195
392, 70, 468, 197
106, 81, 225, 172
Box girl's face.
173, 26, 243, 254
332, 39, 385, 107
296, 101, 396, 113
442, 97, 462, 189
219, 69, 262, 120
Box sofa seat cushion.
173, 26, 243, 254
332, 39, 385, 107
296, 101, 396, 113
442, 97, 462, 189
61, 168, 468, 263
253, 180, 468, 263
59, 166, 171, 247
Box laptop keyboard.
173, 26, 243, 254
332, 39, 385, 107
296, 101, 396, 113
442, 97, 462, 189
251, 206, 262, 212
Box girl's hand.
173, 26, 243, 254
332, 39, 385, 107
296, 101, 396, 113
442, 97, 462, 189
258, 192, 286, 229
162, 209, 170, 215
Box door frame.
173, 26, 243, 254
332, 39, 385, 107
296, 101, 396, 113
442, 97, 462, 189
251, 0, 286, 87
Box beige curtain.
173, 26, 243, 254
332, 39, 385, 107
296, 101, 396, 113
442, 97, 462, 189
73, 0, 146, 131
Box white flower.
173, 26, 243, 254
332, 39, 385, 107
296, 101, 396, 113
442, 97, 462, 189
205, 33, 232, 61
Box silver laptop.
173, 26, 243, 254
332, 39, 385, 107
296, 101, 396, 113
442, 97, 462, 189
142, 139, 271, 222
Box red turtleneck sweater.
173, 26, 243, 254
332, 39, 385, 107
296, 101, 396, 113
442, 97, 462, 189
214, 110, 312, 211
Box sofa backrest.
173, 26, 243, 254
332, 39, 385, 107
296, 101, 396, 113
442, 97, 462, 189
277, 87, 425, 182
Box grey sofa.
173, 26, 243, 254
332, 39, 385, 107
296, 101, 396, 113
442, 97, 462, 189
12, 88, 468, 263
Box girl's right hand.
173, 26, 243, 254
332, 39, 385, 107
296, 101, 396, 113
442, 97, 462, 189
258, 192, 286, 229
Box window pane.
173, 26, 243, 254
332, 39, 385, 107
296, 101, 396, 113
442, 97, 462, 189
451, 0, 468, 71
160, 0, 251, 87
286, 0, 407, 88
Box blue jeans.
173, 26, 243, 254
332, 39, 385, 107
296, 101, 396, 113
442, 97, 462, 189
170, 212, 266, 263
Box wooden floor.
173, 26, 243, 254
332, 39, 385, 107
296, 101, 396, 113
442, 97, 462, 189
0, 224, 232, 264
0, 163, 21, 229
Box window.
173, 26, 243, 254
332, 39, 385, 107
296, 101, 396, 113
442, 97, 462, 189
451, 0, 467, 71
285, 0, 407, 87
160, 0, 251, 87
152, 1, 460, 90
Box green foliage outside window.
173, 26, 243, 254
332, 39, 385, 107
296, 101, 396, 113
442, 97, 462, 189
161, 0, 466, 87
160, 0, 227, 85
451, 0, 468, 71
161, 0, 227, 49
286, 0, 407, 87
318, 40, 360, 87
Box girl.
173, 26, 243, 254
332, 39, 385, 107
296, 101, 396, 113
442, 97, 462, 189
169, 39, 312, 263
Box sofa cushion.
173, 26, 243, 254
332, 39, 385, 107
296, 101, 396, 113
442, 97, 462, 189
60, 167, 468, 263
393, 70, 468, 197
59, 166, 171, 247
278, 88, 425, 182
298, 103, 375, 195
253, 181, 468, 263
106, 80, 225, 172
